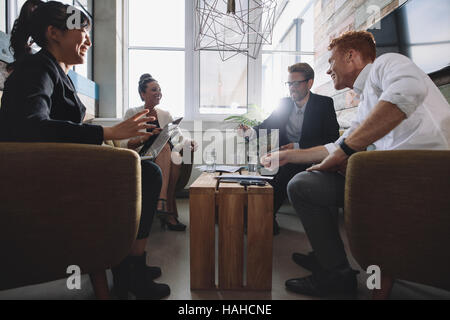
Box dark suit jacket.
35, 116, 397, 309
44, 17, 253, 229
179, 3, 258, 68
0, 49, 103, 144
254, 93, 339, 149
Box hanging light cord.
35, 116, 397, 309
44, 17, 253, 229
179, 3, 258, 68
227, 0, 236, 14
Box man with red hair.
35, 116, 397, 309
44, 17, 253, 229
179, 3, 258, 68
262, 31, 450, 297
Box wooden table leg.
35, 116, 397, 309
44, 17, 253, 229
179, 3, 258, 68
247, 188, 273, 290
190, 191, 216, 290
218, 191, 246, 290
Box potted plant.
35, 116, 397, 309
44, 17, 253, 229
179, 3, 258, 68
224, 104, 266, 127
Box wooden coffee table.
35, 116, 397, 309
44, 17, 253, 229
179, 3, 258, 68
189, 172, 273, 291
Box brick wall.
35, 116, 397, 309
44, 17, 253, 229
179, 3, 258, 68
313, 0, 402, 128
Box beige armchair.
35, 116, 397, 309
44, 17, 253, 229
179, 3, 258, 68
0, 143, 142, 299
345, 150, 450, 299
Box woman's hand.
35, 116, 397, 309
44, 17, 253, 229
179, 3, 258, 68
127, 135, 148, 150
190, 140, 199, 152
103, 110, 156, 141
127, 127, 163, 150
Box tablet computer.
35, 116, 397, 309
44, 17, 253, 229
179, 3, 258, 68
139, 117, 183, 160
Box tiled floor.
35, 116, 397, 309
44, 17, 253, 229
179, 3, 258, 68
1, 199, 449, 300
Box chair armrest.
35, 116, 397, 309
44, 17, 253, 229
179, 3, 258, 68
0, 143, 141, 290
345, 150, 450, 290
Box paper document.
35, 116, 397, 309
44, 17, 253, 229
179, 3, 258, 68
215, 175, 273, 181
196, 165, 245, 173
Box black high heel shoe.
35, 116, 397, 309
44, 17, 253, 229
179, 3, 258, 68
156, 199, 187, 232
161, 215, 187, 232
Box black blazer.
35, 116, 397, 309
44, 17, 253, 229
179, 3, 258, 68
0, 49, 103, 144
254, 93, 340, 148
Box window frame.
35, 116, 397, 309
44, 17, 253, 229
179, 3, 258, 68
124, 0, 189, 120
123, 0, 316, 121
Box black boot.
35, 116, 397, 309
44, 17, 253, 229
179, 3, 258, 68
112, 253, 170, 300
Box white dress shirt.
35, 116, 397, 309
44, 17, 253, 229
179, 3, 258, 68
286, 104, 306, 149
325, 53, 450, 154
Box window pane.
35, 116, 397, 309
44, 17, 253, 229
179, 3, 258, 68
128, 50, 185, 117
200, 51, 247, 115
300, 4, 314, 52
262, 53, 314, 114
279, 25, 296, 51
0, 0, 6, 32
129, 0, 185, 48
263, 0, 311, 51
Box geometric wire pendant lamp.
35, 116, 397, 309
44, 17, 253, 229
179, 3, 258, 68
195, 0, 277, 61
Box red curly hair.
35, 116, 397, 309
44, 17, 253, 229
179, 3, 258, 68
328, 31, 377, 62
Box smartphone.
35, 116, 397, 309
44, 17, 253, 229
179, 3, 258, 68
240, 180, 267, 187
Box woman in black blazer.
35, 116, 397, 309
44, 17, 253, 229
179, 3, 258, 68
0, 0, 169, 300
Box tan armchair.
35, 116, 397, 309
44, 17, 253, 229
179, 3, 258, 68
0, 143, 142, 299
345, 150, 450, 299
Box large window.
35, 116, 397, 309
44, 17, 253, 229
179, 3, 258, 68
127, 0, 185, 117
261, 0, 315, 115
199, 51, 247, 115
125, 0, 316, 120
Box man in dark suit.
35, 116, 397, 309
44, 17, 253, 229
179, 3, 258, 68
240, 63, 339, 235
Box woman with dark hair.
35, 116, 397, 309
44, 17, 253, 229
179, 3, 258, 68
121, 74, 197, 232
0, 1, 170, 300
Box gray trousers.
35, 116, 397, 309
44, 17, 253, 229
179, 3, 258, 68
287, 171, 349, 271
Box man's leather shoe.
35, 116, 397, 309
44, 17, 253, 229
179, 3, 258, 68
285, 268, 359, 297
292, 252, 321, 272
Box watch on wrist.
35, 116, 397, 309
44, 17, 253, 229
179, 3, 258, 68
339, 139, 357, 157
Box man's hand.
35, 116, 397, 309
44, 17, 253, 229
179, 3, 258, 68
237, 124, 252, 138
307, 148, 349, 175
280, 143, 295, 151
261, 150, 291, 171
